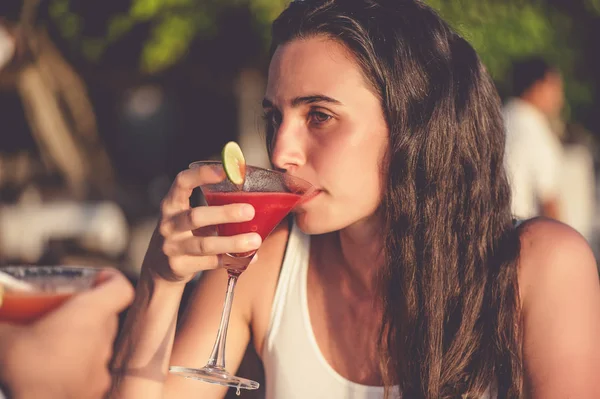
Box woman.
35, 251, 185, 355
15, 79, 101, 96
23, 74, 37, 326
111, 1, 600, 398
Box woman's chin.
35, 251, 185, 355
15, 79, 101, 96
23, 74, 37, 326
293, 213, 344, 235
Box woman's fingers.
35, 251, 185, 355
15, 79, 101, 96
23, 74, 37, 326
159, 203, 255, 236
162, 233, 262, 257
161, 165, 225, 212
168, 255, 221, 278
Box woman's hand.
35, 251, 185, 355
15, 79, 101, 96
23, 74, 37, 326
144, 165, 262, 283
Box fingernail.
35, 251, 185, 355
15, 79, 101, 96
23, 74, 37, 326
246, 233, 262, 248
241, 204, 255, 219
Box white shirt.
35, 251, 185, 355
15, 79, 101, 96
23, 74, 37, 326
503, 98, 563, 219
558, 143, 595, 240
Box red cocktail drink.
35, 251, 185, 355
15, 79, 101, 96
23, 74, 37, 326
203, 191, 303, 260
204, 191, 302, 240
0, 266, 102, 324
0, 291, 73, 324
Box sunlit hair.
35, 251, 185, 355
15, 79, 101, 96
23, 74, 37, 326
267, 0, 522, 397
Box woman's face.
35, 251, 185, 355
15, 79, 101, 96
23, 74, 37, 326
265, 36, 388, 234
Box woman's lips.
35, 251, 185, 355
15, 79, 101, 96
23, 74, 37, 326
297, 189, 322, 206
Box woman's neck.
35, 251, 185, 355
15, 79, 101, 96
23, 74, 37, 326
324, 216, 385, 297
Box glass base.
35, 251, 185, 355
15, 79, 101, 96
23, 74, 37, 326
169, 365, 260, 390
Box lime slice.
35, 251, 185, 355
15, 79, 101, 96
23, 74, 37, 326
221, 141, 246, 186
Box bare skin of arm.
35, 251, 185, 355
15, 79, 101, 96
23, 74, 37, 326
109, 264, 187, 399
519, 218, 600, 398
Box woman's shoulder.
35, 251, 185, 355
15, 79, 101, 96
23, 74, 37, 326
516, 217, 596, 286
515, 219, 600, 396
516, 216, 592, 257
516, 217, 597, 302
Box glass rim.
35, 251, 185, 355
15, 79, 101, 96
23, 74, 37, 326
0, 266, 105, 294
0, 265, 106, 274
188, 160, 315, 188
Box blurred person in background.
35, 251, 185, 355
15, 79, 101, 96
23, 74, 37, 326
503, 57, 565, 220
0, 268, 133, 399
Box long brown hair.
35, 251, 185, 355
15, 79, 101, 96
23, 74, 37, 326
269, 0, 522, 397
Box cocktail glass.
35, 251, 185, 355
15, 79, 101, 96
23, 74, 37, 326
169, 161, 316, 391
0, 265, 104, 324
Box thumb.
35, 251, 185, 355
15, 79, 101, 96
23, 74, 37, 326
81, 268, 134, 315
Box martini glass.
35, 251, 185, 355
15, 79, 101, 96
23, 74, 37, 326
0, 266, 104, 324
169, 161, 316, 391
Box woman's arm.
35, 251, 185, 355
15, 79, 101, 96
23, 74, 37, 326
519, 218, 600, 398
110, 165, 261, 399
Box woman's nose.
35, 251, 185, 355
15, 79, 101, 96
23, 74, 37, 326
270, 120, 306, 172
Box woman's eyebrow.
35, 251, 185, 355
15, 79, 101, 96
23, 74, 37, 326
262, 94, 342, 109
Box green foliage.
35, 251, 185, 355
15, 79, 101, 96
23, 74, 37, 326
49, 0, 82, 41
46, 0, 595, 118
426, 1, 563, 80
248, 0, 288, 47
126, 0, 218, 72
48, 0, 286, 73
425, 0, 591, 118
586, 0, 600, 14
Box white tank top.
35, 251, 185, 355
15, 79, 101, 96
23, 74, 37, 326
261, 221, 497, 399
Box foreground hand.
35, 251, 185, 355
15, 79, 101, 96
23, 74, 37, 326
1, 268, 134, 399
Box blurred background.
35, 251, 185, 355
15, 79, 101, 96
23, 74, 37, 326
0, 0, 599, 396
0, 0, 599, 273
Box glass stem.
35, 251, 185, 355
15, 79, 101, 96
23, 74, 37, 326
206, 273, 238, 369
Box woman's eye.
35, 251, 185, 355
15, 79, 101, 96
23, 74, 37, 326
309, 111, 332, 125
263, 110, 282, 128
